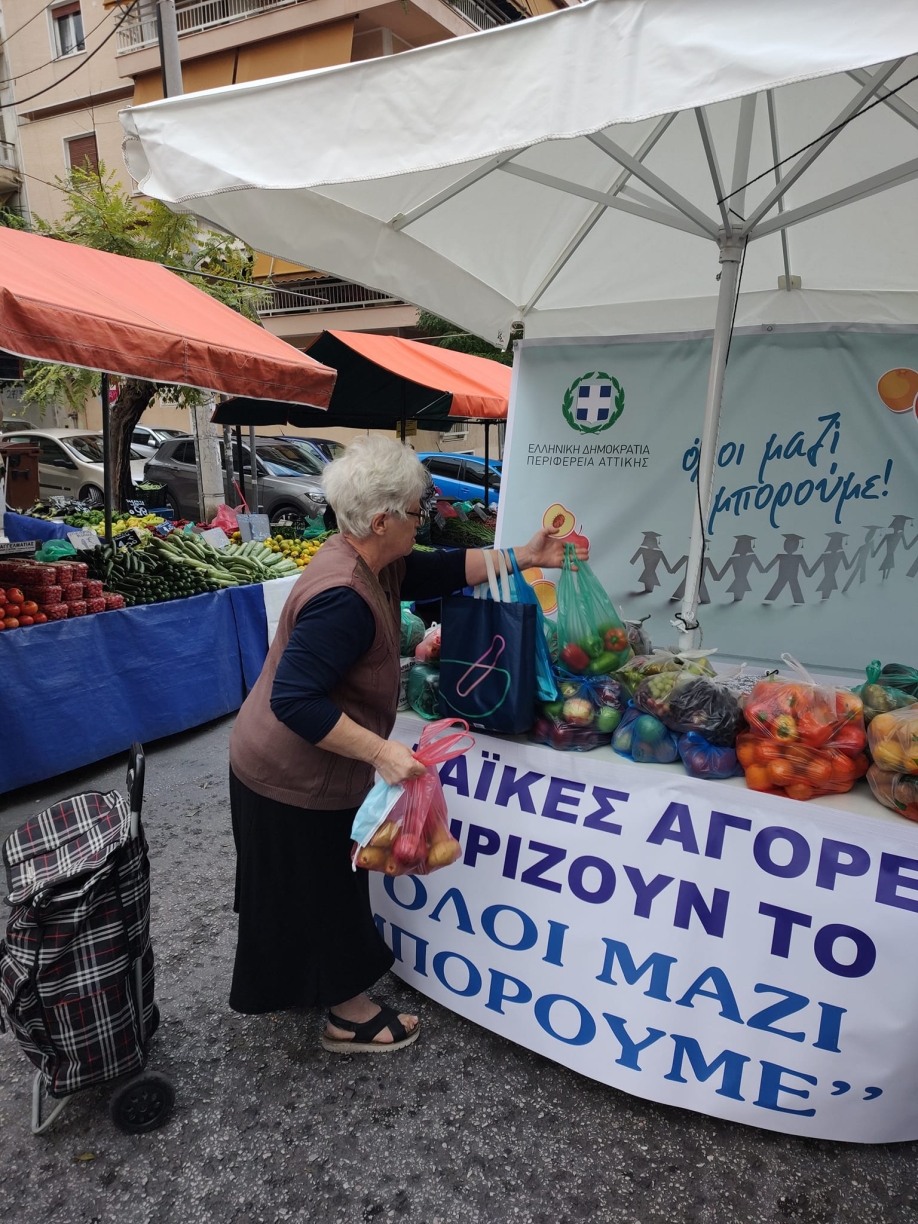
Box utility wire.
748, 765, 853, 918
717, 68, 918, 208
0, 4, 48, 49
4, 3, 138, 105
0, 3, 131, 89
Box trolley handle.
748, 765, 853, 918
126, 742, 145, 838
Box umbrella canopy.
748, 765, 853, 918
121, 0, 918, 343
120, 0, 918, 646
0, 227, 336, 406
213, 330, 510, 429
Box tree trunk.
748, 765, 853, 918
110, 378, 155, 511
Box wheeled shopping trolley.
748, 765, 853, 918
0, 744, 175, 1134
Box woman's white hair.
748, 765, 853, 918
322, 435, 430, 538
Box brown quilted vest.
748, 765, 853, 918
230, 534, 404, 810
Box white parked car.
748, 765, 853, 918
2, 428, 146, 504
130, 425, 191, 460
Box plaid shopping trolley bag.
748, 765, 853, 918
0, 744, 174, 1134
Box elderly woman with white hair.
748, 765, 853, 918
229, 435, 586, 1053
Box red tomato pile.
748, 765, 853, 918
736, 679, 868, 801
0, 586, 46, 630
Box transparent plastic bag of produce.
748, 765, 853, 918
400, 603, 425, 655
877, 662, 918, 698
633, 668, 743, 746
531, 673, 625, 752
612, 703, 679, 764
623, 614, 652, 657
867, 706, 918, 775
555, 542, 631, 676
616, 649, 715, 696
737, 655, 868, 800
855, 660, 918, 723
866, 764, 918, 822
407, 662, 440, 720
678, 732, 740, 780
350, 719, 473, 875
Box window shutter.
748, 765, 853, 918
66, 133, 98, 173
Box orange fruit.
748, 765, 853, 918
877, 368, 918, 413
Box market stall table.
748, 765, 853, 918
3, 511, 75, 544
371, 712, 918, 1145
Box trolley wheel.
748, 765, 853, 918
109, 1071, 175, 1135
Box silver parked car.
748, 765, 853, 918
2, 428, 146, 503
130, 425, 191, 460
144, 437, 329, 523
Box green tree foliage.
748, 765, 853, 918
18, 163, 261, 509
415, 311, 516, 366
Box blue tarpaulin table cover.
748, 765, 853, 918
0, 584, 271, 794
3, 511, 74, 543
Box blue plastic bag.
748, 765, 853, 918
505, 549, 557, 703
677, 731, 740, 780
612, 702, 679, 764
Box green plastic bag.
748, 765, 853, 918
855, 660, 918, 723
400, 603, 425, 655
35, 539, 77, 563
555, 543, 631, 676
407, 662, 440, 720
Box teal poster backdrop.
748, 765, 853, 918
496, 328, 918, 674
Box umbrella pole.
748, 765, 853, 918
248, 424, 258, 512
235, 424, 246, 505
101, 372, 113, 546
677, 235, 746, 651
483, 421, 490, 510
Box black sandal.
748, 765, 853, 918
321, 1004, 420, 1054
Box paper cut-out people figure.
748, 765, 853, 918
810, 532, 849, 601
629, 532, 685, 595
842, 527, 882, 592
905, 529, 918, 578
709, 535, 765, 603
669, 553, 717, 605
874, 516, 913, 580
762, 535, 815, 604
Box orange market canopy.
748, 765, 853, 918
212, 329, 511, 430
0, 227, 336, 406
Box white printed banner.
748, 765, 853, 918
370, 718, 918, 1142
494, 328, 918, 675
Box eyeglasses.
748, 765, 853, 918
405, 509, 428, 525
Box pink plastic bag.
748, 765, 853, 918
352, 719, 474, 875
209, 504, 243, 533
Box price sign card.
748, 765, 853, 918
237, 513, 271, 542
153, 522, 175, 537
126, 500, 149, 516
0, 539, 40, 556
67, 530, 100, 551
201, 527, 230, 550
113, 528, 143, 550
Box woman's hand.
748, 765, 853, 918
373, 740, 427, 787
517, 527, 589, 571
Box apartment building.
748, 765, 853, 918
2, 0, 566, 448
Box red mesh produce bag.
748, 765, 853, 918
67, 600, 88, 618
86, 597, 106, 614
351, 720, 474, 876
26, 584, 61, 604
103, 593, 125, 610
83, 580, 104, 599
62, 583, 84, 602
39, 603, 68, 621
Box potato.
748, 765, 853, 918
369, 820, 399, 849
426, 837, 462, 869
355, 845, 388, 871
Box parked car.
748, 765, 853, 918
276, 436, 346, 464
130, 424, 190, 459
2, 428, 146, 503
144, 437, 329, 523
0, 418, 35, 433
417, 452, 501, 506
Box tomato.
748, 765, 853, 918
744, 764, 771, 792
3, 604, 20, 619
785, 783, 815, 802
0, 588, 5, 603
2, 617, 19, 629
32, 612, 47, 624
18, 615, 34, 626
6, 587, 24, 605
19, 600, 38, 616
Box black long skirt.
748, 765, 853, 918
228, 769, 394, 1014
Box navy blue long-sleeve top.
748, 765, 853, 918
270, 548, 467, 744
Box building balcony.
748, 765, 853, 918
116, 0, 508, 55
254, 278, 404, 316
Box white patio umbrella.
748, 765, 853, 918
121, 0, 918, 645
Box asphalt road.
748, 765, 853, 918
1, 717, 916, 1224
